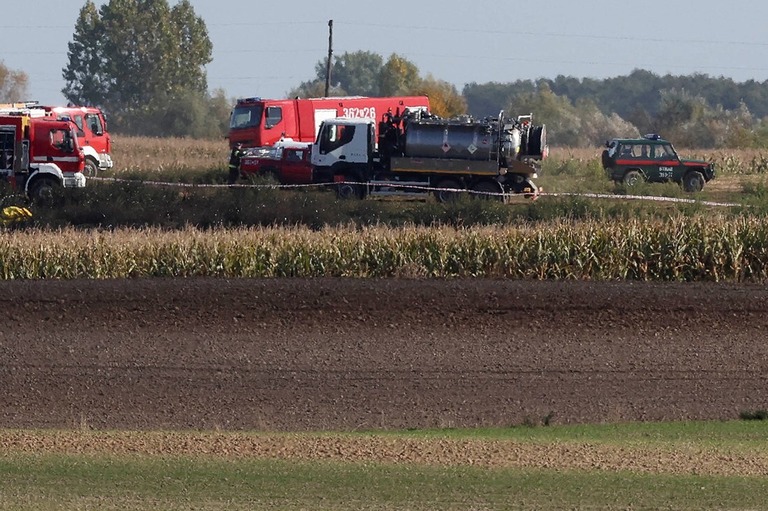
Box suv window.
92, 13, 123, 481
652, 144, 675, 159
619, 143, 651, 158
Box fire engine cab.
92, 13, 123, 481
0, 102, 112, 176
0, 113, 86, 201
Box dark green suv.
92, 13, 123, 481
602, 135, 715, 192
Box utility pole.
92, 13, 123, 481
324, 19, 333, 97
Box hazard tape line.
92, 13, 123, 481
88, 177, 743, 208
89, 176, 324, 190
539, 192, 742, 208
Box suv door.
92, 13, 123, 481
281, 147, 312, 184
650, 143, 681, 182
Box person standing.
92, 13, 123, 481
228, 143, 245, 184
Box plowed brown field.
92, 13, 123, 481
2, 278, 766, 432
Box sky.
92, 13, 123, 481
4, 0, 768, 109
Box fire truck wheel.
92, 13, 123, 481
28, 177, 62, 205
471, 180, 504, 201
84, 158, 99, 177
335, 181, 364, 200
433, 179, 463, 203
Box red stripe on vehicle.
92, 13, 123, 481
616, 159, 655, 165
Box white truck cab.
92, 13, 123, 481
311, 118, 375, 168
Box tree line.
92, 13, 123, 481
2, 0, 768, 148
464, 70, 768, 148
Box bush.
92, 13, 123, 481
739, 410, 768, 421
16, 178, 745, 231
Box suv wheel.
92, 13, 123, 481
682, 171, 705, 193
623, 170, 643, 187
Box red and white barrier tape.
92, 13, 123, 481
88, 177, 742, 208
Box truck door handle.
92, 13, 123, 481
339, 155, 346, 160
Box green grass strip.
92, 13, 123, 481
1, 454, 767, 511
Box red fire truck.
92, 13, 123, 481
0, 102, 112, 177
228, 95, 430, 149
0, 114, 86, 201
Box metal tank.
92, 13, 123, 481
403, 119, 522, 162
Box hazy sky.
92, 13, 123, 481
5, 0, 768, 109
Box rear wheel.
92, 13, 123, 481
623, 170, 643, 187
682, 171, 705, 193
471, 180, 504, 201
433, 178, 463, 203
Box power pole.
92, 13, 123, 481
324, 19, 333, 97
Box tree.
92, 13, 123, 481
287, 79, 345, 99
507, 84, 638, 147
61, 1, 107, 106
290, 51, 465, 116
62, 0, 213, 135
166, 0, 212, 95
328, 51, 383, 96
463, 81, 530, 118
290, 52, 423, 101
574, 98, 639, 146
206, 88, 235, 139
379, 54, 420, 97
510, 85, 582, 146
414, 75, 466, 117
0, 61, 29, 102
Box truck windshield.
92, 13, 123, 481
230, 104, 264, 129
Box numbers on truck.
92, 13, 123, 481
342, 107, 376, 119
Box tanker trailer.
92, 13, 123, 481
311, 110, 546, 201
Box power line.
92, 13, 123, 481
1, 20, 767, 48
333, 21, 768, 48
10, 46, 768, 77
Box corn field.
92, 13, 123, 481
19, 138, 768, 282
2, 217, 767, 281
112, 136, 228, 174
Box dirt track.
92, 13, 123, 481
1, 278, 767, 431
